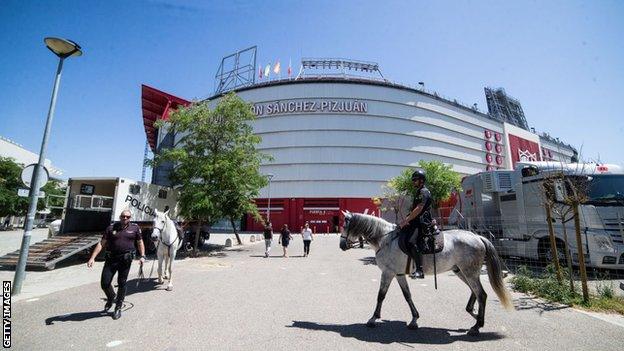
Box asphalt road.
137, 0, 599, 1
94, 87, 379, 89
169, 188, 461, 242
8, 235, 624, 350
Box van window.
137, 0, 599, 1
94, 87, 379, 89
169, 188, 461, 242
129, 184, 140, 195
158, 189, 168, 199
80, 184, 95, 195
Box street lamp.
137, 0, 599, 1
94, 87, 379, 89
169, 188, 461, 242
12, 37, 82, 295
266, 173, 274, 223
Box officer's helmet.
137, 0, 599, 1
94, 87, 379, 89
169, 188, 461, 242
411, 170, 426, 183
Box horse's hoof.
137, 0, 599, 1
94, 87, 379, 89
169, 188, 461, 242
467, 327, 480, 336
366, 321, 376, 328
166, 286, 173, 291
157, 279, 164, 284
407, 322, 419, 330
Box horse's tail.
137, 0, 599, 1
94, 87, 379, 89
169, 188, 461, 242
480, 237, 514, 311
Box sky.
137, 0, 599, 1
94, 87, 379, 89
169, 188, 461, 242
1, 0, 623, 180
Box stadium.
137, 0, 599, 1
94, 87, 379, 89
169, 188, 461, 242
141, 51, 576, 232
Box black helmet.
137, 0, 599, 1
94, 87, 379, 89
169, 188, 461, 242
411, 170, 426, 182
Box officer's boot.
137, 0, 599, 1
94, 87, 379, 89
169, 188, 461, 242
410, 246, 424, 279
113, 303, 122, 320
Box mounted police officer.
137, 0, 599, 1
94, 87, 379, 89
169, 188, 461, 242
398, 170, 432, 279
87, 210, 146, 319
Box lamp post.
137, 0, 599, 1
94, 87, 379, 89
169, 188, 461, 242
266, 173, 274, 223
12, 37, 82, 295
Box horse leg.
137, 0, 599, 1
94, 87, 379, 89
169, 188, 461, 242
163, 249, 170, 280
157, 248, 164, 284
455, 269, 478, 318
396, 275, 420, 329
166, 249, 176, 291
464, 270, 487, 336
367, 271, 394, 328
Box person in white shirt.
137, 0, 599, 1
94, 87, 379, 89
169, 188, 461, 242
301, 222, 314, 257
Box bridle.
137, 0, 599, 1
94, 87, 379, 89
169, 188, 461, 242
153, 216, 180, 256
340, 228, 360, 250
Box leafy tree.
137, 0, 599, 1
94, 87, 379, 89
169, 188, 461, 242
387, 160, 462, 209
150, 93, 271, 253
0, 157, 65, 219
0, 157, 28, 217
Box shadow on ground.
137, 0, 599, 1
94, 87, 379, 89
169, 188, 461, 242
513, 296, 569, 315
45, 311, 111, 325
249, 255, 305, 258
288, 320, 505, 345
359, 256, 377, 265
45, 302, 136, 325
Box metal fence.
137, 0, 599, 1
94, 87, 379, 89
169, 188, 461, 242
433, 210, 624, 298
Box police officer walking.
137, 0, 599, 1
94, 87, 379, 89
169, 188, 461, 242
398, 170, 432, 279
87, 210, 146, 319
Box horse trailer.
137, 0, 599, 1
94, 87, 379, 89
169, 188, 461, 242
456, 162, 624, 269
0, 177, 179, 270
60, 177, 178, 234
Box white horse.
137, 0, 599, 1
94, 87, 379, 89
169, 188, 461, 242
340, 212, 513, 336
151, 209, 181, 291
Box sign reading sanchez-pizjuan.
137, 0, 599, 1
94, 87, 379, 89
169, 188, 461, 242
253, 99, 368, 117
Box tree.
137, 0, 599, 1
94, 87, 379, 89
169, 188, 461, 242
386, 160, 462, 218
0, 157, 65, 220
0, 157, 28, 218
150, 93, 271, 253
539, 164, 591, 302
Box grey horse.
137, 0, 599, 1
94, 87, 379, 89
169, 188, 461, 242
339, 212, 513, 336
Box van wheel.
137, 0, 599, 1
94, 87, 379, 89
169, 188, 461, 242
539, 238, 566, 263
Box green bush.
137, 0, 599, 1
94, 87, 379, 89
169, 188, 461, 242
510, 265, 624, 314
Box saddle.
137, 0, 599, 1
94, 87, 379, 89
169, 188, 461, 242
398, 222, 444, 256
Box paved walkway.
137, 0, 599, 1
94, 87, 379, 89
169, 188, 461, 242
6, 235, 624, 350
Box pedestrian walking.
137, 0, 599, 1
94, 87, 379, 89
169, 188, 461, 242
278, 224, 293, 258
263, 222, 273, 258
87, 210, 146, 320
301, 222, 313, 257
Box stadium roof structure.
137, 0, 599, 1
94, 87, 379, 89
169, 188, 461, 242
141, 84, 190, 151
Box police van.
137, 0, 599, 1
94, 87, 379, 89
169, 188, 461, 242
60, 177, 179, 248
456, 162, 624, 269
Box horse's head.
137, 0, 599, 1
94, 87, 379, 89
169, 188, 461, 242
340, 211, 357, 251
151, 209, 170, 241
340, 211, 394, 251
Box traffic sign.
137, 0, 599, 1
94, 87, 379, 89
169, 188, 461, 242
21, 164, 49, 189
17, 189, 45, 198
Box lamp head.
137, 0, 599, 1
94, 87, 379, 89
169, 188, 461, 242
44, 37, 82, 58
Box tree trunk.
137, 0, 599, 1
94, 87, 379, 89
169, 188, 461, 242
193, 220, 202, 257
545, 202, 562, 283
573, 204, 589, 302
561, 217, 575, 293
230, 217, 242, 245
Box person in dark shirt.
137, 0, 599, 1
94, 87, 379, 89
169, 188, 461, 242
87, 210, 145, 319
278, 224, 293, 258
398, 170, 433, 279
263, 222, 273, 258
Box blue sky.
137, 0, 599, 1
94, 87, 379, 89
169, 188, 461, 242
1, 0, 622, 179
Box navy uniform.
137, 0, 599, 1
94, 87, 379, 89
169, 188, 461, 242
100, 222, 142, 315
399, 170, 432, 278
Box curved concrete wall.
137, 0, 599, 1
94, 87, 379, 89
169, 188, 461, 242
204, 80, 505, 199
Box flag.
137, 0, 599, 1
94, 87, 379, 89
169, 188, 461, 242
273, 60, 281, 74
264, 64, 270, 77
287, 59, 292, 77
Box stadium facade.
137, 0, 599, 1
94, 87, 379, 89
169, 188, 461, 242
141, 59, 576, 232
